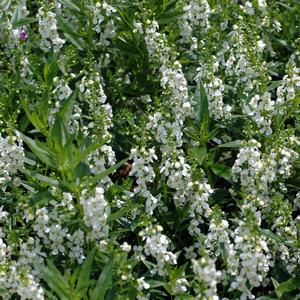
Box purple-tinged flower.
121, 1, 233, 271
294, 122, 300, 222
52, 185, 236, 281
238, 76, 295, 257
19, 30, 28, 41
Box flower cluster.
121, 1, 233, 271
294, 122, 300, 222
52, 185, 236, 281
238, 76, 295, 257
91, 1, 117, 46
80, 187, 110, 240
139, 225, 177, 276
0, 134, 24, 186
192, 257, 221, 300
37, 8, 65, 52
228, 218, 272, 300
130, 147, 158, 214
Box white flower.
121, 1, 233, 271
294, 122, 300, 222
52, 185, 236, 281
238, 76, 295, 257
192, 257, 221, 300
38, 8, 65, 52
121, 242, 131, 252
142, 227, 177, 276
0, 134, 25, 184
137, 277, 150, 291
174, 278, 189, 293
80, 187, 110, 239
58, 83, 72, 100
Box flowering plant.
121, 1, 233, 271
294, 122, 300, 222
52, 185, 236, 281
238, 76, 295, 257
0, 0, 300, 299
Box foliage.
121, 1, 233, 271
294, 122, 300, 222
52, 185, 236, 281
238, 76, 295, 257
0, 0, 300, 299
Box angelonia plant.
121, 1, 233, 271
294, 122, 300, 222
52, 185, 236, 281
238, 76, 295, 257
0, 0, 300, 299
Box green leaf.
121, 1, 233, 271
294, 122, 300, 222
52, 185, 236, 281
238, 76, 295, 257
0, 17, 6, 25
276, 276, 300, 295
266, 80, 282, 92
44, 290, 59, 300
76, 248, 95, 294
64, 33, 85, 50
58, 91, 77, 124
163, 283, 173, 295
23, 155, 36, 166
271, 277, 281, 298
89, 158, 129, 187
74, 162, 91, 179
275, 96, 300, 131
206, 127, 220, 142
59, 0, 81, 12
64, 218, 91, 233
66, 267, 81, 289
22, 169, 59, 187
220, 242, 229, 265
44, 57, 59, 87
104, 286, 119, 300
157, 9, 185, 24
148, 280, 163, 288
190, 146, 207, 166
210, 163, 232, 182
261, 229, 294, 247
29, 190, 52, 206
261, 229, 285, 244
18, 132, 57, 169
20, 180, 37, 193
51, 116, 69, 151
40, 90, 50, 126
92, 258, 114, 300
194, 78, 209, 129
255, 297, 277, 300
162, 0, 177, 11
217, 140, 243, 148
56, 15, 81, 37
116, 36, 138, 54
10, 3, 22, 23
142, 260, 156, 271
42, 261, 72, 300
56, 15, 85, 50
68, 142, 100, 171
108, 203, 139, 223
12, 17, 36, 27
21, 103, 46, 131
0, 0, 11, 11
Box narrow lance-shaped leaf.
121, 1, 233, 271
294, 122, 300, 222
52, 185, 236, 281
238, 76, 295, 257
59, 0, 81, 12
255, 297, 277, 300
10, 2, 22, 23
157, 9, 185, 25
51, 115, 69, 152
17, 131, 57, 169
44, 289, 60, 300
210, 163, 233, 182
92, 258, 114, 300
194, 78, 209, 129
40, 90, 50, 126
28, 190, 52, 207
108, 203, 140, 223
217, 140, 243, 148
89, 158, 129, 188
42, 260, 72, 300
44, 57, 59, 88
21, 102, 46, 131
56, 15, 85, 50
0, 0, 11, 11
276, 275, 300, 295
12, 17, 36, 27
68, 142, 101, 171
21, 168, 59, 187
58, 91, 77, 124
76, 248, 95, 294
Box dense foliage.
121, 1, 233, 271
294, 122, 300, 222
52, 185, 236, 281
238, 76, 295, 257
0, 0, 300, 299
